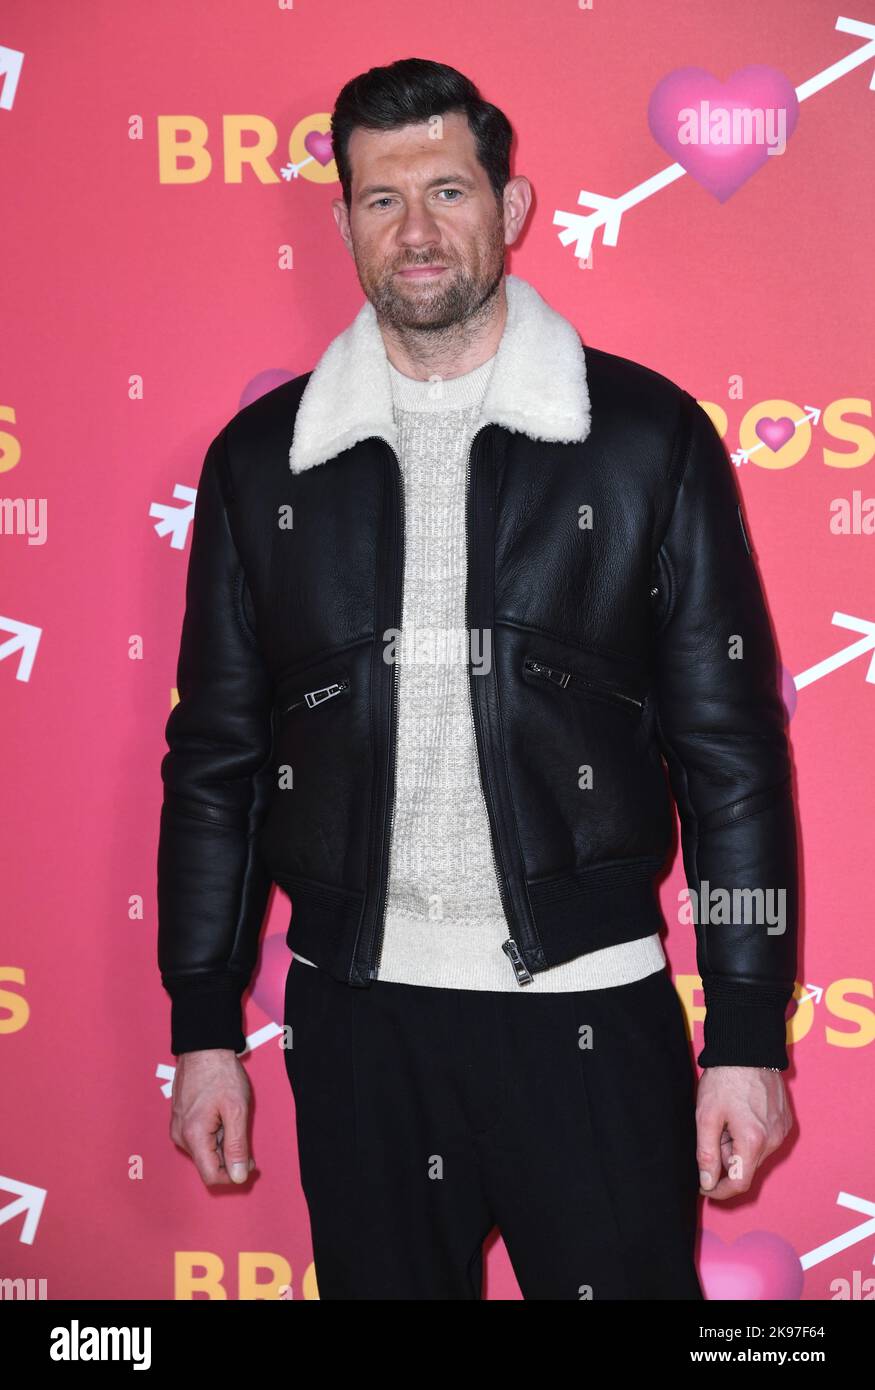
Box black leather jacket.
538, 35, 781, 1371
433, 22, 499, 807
157, 278, 798, 1069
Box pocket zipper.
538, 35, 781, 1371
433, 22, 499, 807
281, 677, 350, 714
522, 656, 644, 711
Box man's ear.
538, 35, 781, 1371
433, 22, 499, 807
503, 174, 533, 248
331, 199, 354, 256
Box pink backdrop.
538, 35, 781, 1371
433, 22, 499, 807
2, 0, 873, 1300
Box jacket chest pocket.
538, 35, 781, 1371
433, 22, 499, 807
522, 654, 645, 716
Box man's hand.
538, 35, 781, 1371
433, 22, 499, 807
170, 1048, 257, 1188
696, 1066, 792, 1200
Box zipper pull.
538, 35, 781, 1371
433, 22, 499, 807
524, 658, 571, 688
305, 679, 349, 708
502, 937, 534, 985
283, 678, 350, 714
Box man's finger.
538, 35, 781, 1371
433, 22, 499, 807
217, 1099, 251, 1183
696, 1107, 725, 1193
703, 1124, 767, 1200
183, 1118, 232, 1186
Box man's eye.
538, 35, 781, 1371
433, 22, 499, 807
368, 190, 463, 209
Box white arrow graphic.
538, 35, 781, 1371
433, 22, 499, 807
0, 615, 41, 682
796, 14, 875, 99
555, 165, 688, 258
150, 483, 197, 550
155, 1061, 176, 1100
794, 612, 875, 691
731, 406, 821, 467
798, 984, 824, 1005
800, 1191, 875, 1269
0, 45, 25, 111
240, 1020, 284, 1054
0, 1176, 47, 1245
157, 1019, 285, 1096
554, 15, 875, 259
280, 156, 315, 181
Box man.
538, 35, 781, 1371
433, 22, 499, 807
158, 58, 797, 1300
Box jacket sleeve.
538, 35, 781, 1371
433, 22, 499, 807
157, 425, 275, 1056
651, 391, 799, 1070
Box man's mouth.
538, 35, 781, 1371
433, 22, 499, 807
395, 265, 448, 279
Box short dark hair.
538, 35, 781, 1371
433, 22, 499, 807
331, 57, 513, 211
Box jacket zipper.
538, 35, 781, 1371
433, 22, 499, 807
464, 429, 534, 985
365, 428, 534, 986
365, 444, 405, 980
281, 678, 350, 714
523, 656, 644, 711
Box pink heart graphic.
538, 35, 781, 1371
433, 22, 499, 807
250, 932, 292, 1025
700, 1230, 804, 1300
781, 663, 799, 721
755, 416, 795, 450
304, 129, 335, 167
648, 65, 799, 201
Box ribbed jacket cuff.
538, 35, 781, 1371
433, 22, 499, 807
165, 975, 249, 1056
697, 979, 793, 1070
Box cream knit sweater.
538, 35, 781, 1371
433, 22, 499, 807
295, 352, 666, 990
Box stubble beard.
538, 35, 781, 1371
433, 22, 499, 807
356, 217, 507, 340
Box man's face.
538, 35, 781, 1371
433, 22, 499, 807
333, 111, 511, 332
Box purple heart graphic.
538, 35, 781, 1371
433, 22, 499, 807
648, 65, 799, 201
700, 1230, 804, 1300
756, 416, 795, 451
239, 368, 296, 411
304, 129, 335, 167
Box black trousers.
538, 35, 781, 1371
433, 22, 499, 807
282, 956, 704, 1300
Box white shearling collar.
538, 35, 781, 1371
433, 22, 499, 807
288, 272, 591, 473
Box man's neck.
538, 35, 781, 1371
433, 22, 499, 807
377, 276, 508, 382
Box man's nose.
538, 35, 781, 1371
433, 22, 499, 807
395, 201, 442, 247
